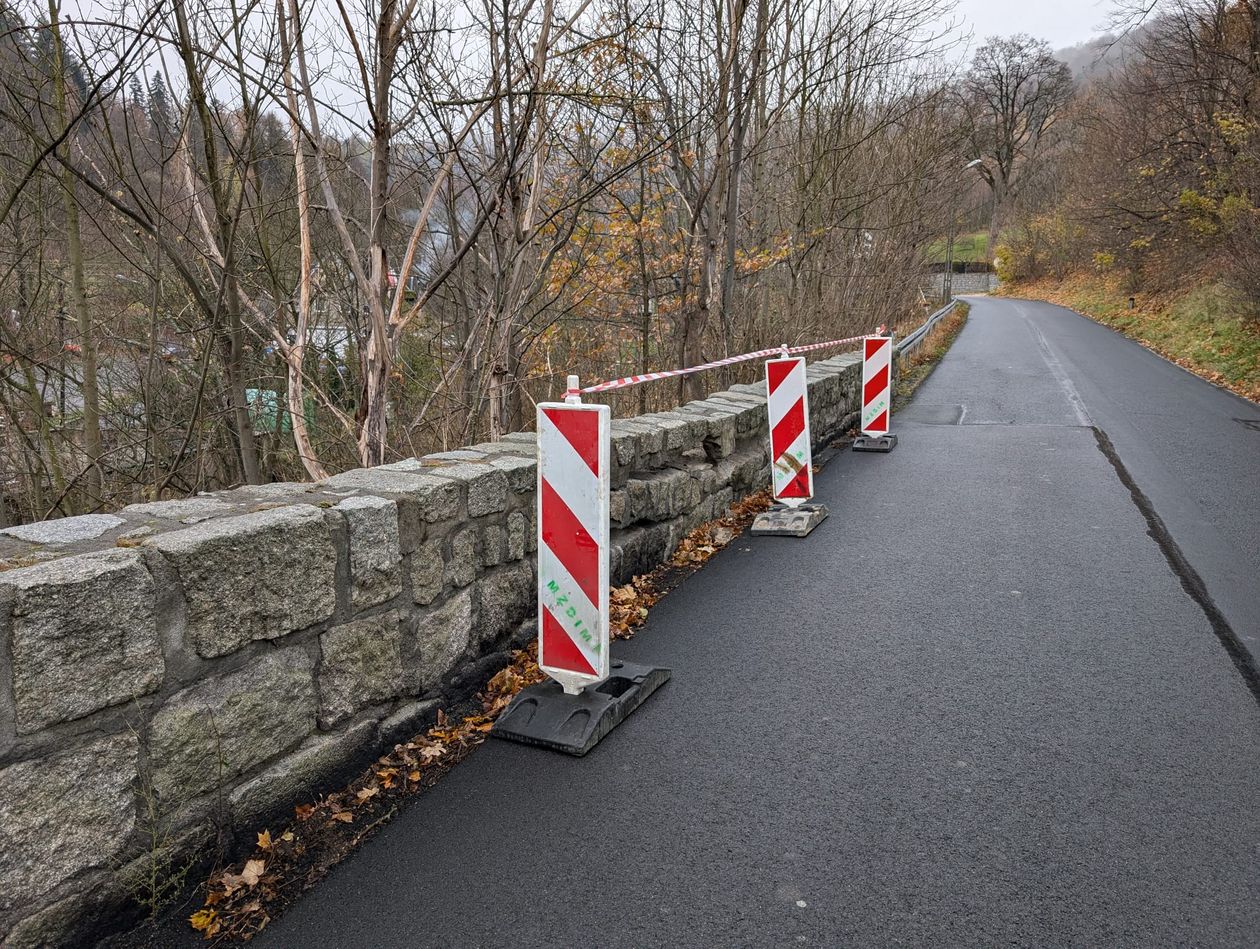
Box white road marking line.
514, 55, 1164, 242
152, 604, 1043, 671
1018, 304, 1093, 427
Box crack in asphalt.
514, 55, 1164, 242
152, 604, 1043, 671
1091, 425, 1260, 707
1017, 298, 1255, 696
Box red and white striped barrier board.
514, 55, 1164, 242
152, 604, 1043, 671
765, 356, 813, 506
860, 335, 893, 436
536, 399, 611, 695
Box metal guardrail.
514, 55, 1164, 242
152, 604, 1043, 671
896, 299, 958, 361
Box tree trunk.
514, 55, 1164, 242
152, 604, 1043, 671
357, 0, 399, 469
62, 172, 100, 506
172, 0, 263, 485
278, 0, 328, 480
223, 276, 263, 484
47, 0, 101, 508
987, 184, 1002, 272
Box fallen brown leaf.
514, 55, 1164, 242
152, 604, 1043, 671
239, 859, 266, 888
218, 875, 241, 898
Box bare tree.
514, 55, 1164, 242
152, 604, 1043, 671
0, 0, 966, 524
961, 34, 1074, 254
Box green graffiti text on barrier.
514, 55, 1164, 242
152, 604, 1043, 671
542, 577, 601, 654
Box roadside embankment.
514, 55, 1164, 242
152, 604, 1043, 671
895, 301, 970, 402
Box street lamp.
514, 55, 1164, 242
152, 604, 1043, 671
957, 159, 997, 292
964, 159, 998, 291
943, 160, 988, 304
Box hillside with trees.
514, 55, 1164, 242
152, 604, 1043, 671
989, 0, 1260, 400
0, 0, 966, 525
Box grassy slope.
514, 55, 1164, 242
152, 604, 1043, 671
1003, 274, 1260, 403
925, 231, 989, 265
895, 301, 970, 401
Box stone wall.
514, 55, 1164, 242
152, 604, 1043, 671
922, 271, 998, 297
0, 349, 867, 946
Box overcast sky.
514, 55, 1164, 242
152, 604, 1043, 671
952, 0, 1115, 50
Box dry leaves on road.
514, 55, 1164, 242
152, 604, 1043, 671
189, 647, 547, 942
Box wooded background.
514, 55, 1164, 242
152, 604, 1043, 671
0, 0, 973, 523
994, 2, 1260, 308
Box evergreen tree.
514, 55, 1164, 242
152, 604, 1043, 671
128, 73, 146, 110
147, 70, 174, 143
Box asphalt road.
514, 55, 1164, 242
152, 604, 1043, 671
256, 295, 1260, 948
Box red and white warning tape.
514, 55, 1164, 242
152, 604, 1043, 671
575, 331, 877, 396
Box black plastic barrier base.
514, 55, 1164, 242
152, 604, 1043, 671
749, 503, 829, 537
490, 660, 671, 756
853, 432, 898, 453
